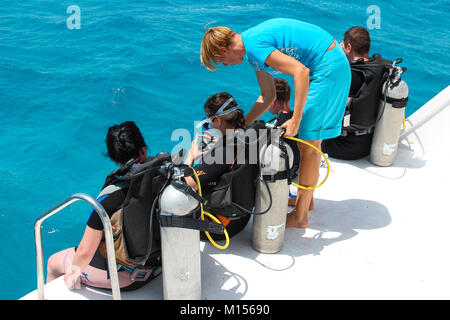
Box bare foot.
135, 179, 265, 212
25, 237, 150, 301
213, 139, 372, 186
286, 210, 308, 228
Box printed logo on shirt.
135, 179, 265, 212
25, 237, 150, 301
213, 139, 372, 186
248, 56, 281, 75
248, 57, 263, 72
280, 47, 300, 61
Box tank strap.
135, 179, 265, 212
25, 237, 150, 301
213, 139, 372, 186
159, 212, 224, 234
261, 169, 291, 182
341, 126, 374, 136
383, 95, 409, 109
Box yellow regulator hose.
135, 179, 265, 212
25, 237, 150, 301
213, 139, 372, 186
285, 136, 331, 190
191, 167, 230, 250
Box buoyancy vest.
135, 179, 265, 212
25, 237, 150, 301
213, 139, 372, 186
344, 54, 393, 132
99, 154, 172, 268
203, 156, 259, 219
203, 121, 284, 218
96, 159, 138, 199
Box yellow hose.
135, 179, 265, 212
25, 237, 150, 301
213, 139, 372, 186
191, 167, 230, 250
285, 136, 331, 190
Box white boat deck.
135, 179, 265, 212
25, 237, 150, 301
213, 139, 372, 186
22, 87, 450, 300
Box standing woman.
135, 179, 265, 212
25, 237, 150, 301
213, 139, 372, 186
200, 18, 351, 228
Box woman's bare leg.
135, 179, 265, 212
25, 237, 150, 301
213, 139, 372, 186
46, 247, 75, 283
288, 194, 314, 210
286, 140, 321, 228
46, 247, 133, 288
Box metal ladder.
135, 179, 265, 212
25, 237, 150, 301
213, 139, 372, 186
34, 193, 121, 300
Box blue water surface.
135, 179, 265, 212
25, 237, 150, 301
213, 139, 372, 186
0, 0, 448, 299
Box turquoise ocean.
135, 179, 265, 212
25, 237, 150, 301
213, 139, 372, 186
0, 0, 448, 299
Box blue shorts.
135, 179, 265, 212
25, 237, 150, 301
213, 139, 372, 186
298, 45, 351, 141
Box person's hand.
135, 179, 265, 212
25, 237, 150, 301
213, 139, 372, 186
186, 134, 208, 166
191, 134, 208, 160
64, 265, 81, 290
202, 130, 217, 144
280, 118, 300, 138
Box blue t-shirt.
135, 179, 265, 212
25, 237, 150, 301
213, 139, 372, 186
241, 18, 334, 74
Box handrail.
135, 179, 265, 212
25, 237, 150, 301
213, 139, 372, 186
400, 85, 450, 140
34, 193, 121, 300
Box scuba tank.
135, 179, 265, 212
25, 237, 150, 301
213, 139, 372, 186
158, 164, 224, 300
370, 60, 409, 166
159, 182, 202, 300
252, 127, 292, 253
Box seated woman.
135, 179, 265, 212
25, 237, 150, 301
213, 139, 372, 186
46, 121, 160, 291
184, 92, 252, 241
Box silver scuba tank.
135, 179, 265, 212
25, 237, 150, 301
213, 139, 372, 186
370, 65, 409, 166
159, 183, 202, 300
252, 128, 292, 253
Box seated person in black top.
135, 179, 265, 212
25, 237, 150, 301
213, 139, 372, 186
184, 92, 251, 241
46, 121, 159, 291
269, 78, 300, 175
321, 26, 378, 160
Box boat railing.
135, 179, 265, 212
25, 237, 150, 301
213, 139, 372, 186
400, 85, 449, 140
34, 193, 121, 300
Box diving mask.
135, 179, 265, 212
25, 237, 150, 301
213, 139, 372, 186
196, 97, 238, 130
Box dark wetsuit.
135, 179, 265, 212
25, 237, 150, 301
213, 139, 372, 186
191, 133, 251, 241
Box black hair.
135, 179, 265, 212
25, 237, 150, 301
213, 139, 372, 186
204, 92, 245, 129
106, 121, 147, 165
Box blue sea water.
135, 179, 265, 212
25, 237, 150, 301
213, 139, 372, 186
0, 0, 448, 299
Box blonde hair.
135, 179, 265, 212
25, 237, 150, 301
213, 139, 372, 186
200, 26, 236, 71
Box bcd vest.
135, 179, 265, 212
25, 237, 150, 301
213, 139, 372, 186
344, 54, 393, 132
203, 121, 292, 218
201, 142, 257, 218
98, 154, 171, 268
203, 158, 259, 219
